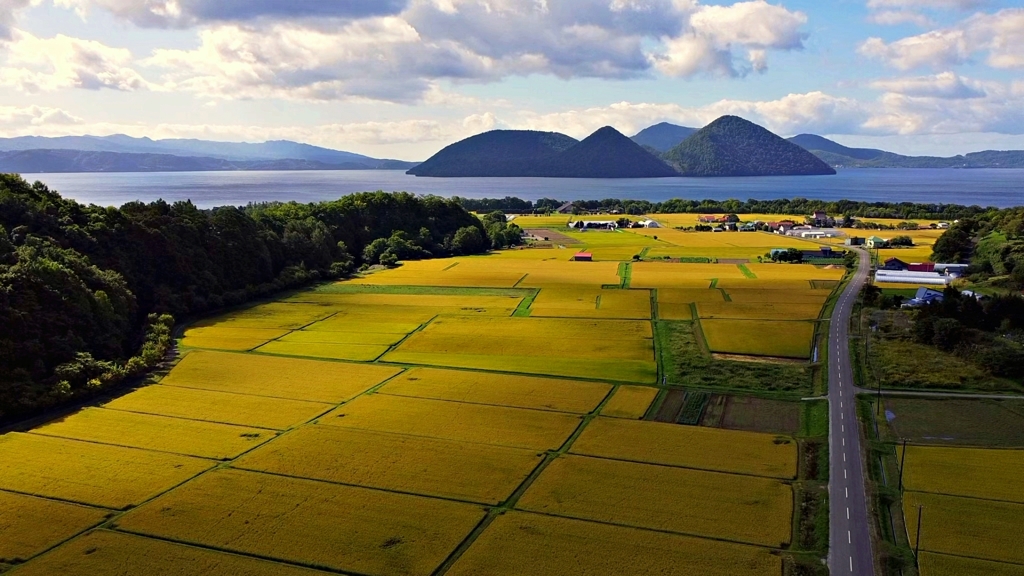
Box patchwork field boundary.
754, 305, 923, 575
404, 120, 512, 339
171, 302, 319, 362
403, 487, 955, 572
512, 289, 539, 317
737, 264, 756, 279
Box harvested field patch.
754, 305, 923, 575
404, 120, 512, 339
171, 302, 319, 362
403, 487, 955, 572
117, 469, 486, 576
320, 394, 581, 451
10, 530, 335, 576
160, 350, 400, 403
902, 446, 1024, 503
0, 491, 108, 563
600, 386, 658, 419
448, 512, 782, 576
701, 319, 815, 359
571, 417, 797, 479
104, 385, 333, 430
517, 455, 792, 547
919, 552, 1024, 576
235, 426, 542, 504
718, 396, 802, 435
30, 408, 273, 459
884, 398, 1024, 447
0, 433, 212, 509
378, 368, 610, 413
255, 341, 390, 362
905, 491, 1024, 565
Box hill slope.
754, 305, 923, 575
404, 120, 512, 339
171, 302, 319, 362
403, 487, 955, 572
789, 134, 1024, 169
540, 126, 679, 178
664, 116, 836, 177
407, 130, 579, 177
631, 122, 697, 152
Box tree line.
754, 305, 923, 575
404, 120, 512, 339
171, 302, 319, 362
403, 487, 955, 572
0, 175, 507, 423
452, 196, 999, 220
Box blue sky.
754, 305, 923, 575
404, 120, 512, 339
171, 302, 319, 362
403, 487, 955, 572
1, 0, 1022, 160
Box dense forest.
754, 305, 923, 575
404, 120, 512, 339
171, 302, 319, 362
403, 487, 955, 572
454, 196, 998, 220
0, 175, 514, 423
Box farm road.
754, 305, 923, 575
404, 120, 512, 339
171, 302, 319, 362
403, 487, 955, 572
828, 248, 875, 576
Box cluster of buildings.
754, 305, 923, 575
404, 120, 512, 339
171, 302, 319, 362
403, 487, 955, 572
875, 259, 969, 286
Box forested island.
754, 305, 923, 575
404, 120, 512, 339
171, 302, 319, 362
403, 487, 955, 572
409, 116, 833, 178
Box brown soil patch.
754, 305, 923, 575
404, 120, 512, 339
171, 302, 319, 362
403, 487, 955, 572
651, 390, 686, 423
720, 395, 801, 435
712, 353, 807, 366
717, 259, 751, 265
522, 229, 579, 244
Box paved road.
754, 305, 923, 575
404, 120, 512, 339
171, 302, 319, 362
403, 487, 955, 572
828, 248, 875, 576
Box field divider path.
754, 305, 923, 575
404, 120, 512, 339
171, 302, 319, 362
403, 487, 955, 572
430, 386, 619, 576
25, 360, 416, 575
244, 310, 343, 353
370, 316, 438, 362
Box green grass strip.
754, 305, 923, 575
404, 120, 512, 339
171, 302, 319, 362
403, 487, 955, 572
618, 262, 633, 289
512, 289, 540, 317
737, 263, 757, 279
709, 278, 719, 289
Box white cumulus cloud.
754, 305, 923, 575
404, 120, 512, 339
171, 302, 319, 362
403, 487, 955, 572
0, 30, 150, 92
860, 8, 1024, 70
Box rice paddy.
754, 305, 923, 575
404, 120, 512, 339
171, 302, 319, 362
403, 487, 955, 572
5, 223, 844, 574
901, 445, 1024, 573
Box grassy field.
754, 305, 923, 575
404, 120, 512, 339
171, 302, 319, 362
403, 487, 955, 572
870, 338, 1022, 393
5, 232, 842, 573
657, 320, 813, 395
883, 398, 1024, 447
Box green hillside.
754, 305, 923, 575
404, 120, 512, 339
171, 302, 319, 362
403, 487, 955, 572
663, 116, 836, 177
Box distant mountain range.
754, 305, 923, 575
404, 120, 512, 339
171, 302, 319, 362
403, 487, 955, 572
786, 134, 1024, 168
0, 135, 417, 173
410, 116, 832, 178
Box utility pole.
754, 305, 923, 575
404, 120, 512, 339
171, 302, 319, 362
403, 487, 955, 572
899, 439, 908, 492
914, 505, 924, 565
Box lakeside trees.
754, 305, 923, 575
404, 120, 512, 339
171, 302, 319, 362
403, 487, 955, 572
0, 176, 488, 422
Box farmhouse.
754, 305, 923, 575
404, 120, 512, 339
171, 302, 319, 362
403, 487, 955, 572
881, 258, 909, 271
572, 252, 593, 261
865, 236, 887, 249
803, 247, 844, 260
902, 287, 946, 308
698, 215, 732, 224
846, 237, 865, 246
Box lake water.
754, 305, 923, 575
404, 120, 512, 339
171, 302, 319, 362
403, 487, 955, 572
23, 168, 1024, 209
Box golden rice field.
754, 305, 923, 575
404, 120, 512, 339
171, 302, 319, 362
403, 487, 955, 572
0, 491, 107, 563
103, 384, 333, 430
320, 394, 582, 451
600, 386, 658, 419
571, 417, 797, 479
383, 316, 657, 383
4, 229, 835, 572
447, 512, 783, 576
901, 446, 1024, 503
235, 425, 541, 505
904, 491, 1024, 566
9, 530, 335, 576
919, 552, 1024, 576
116, 469, 486, 576
0, 433, 212, 510
160, 350, 400, 403
378, 367, 611, 413
701, 318, 817, 359
31, 408, 273, 460
517, 455, 793, 547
